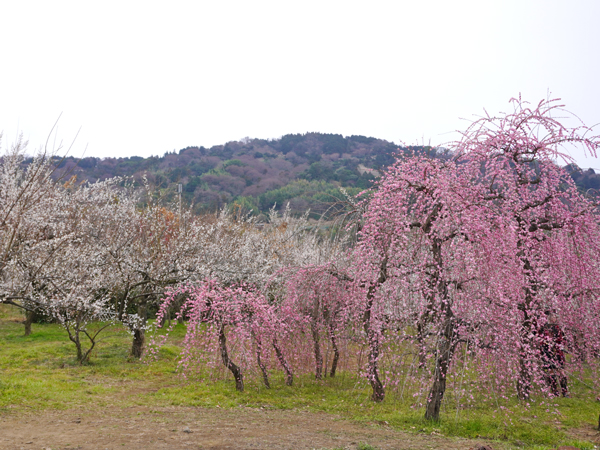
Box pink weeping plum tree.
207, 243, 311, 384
450, 97, 600, 403
281, 264, 356, 380
351, 153, 480, 412
351, 97, 600, 420
152, 280, 295, 391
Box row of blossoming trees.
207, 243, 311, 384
0, 136, 329, 362
2, 98, 600, 421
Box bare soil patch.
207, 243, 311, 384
566, 424, 600, 447
1, 405, 492, 450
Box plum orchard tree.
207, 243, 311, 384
280, 265, 352, 380
0, 136, 125, 361
28, 178, 137, 362
452, 98, 600, 402
60, 179, 203, 361
108, 185, 205, 359
1, 171, 139, 361
349, 155, 475, 409
0, 135, 72, 331
155, 281, 283, 392
350, 97, 600, 420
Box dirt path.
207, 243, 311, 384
0, 405, 492, 450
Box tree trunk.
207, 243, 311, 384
158, 307, 169, 327
131, 300, 147, 358
363, 298, 385, 402
365, 326, 385, 402
311, 321, 323, 380
253, 332, 270, 388
117, 287, 129, 321
423, 236, 458, 421
328, 324, 340, 378
363, 257, 388, 403
131, 328, 144, 359
63, 315, 96, 364
67, 326, 84, 362
417, 312, 433, 368
74, 334, 83, 362
516, 234, 539, 400
24, 309, 35, 336
273, 339, 293, 386
219, 324, 244, 392
516, 298, 535, 400
425, 315, 457, 421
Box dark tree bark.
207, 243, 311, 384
515, 237, 539, 401
363, 256, 388, 403
131, 300, 147, 358
424, 314, 457, 421
253, 331, 270, 388
131, 328, 144, 359
219, 324, 244, 392
116, 286, 129, 321
328, 324, 340, 378
423, 237, 459, 421
69, 329, 84, 362
63, 315, 107, 365
516, 307, 537, 400
416, 322, 428, 368
364, 320, 385, 402
273, 339, 293, 386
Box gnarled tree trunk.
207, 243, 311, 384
363, 256, 388, 403
131, 299, 147, 358
253, 331, 270, 388
424, 314, 457, 421
328, 324, 340, 377
273, 339, 293, 386
516, 247, 539, 400
517, 306, 536, 400
423, 237, 459, 421
219, 324, 244, 392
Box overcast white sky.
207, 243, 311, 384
1, 1, 599, 168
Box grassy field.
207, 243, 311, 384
1, 304, 598, 449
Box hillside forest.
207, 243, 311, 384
46, 132, 600, 217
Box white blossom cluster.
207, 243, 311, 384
0, 137, 346, 360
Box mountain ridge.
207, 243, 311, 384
48, 132, 599, 215
51, 133, 413, 215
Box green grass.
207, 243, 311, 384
1, 304, 598, 449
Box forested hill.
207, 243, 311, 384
49, 132, 599, 216
50, 133, 430, 216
